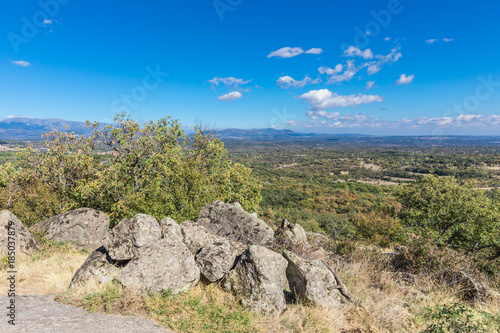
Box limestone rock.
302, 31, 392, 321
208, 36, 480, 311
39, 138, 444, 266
222, 245, 288, 315
108, 214, 162, 261
0, 210, 39, 255
198, 201, 274, 248
69, 247, 120, 289
159, 217, 182, 241
275, 218, 308, 246
180, 220, 246, 257
283, 250, 343, 308
195, 238, 237, 282
116, 238, 200, 295
31, 208, 109, 252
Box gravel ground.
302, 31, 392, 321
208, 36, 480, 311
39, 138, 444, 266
0, 295, 173, 333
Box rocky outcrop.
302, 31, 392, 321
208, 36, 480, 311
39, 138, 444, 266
31, 208, 109, 252
283, 250, 343, 308
195, 238, 237, 282
222, 245, 288, 315
180, 220, 218, 255
159, 217, 182, 241
116, 238, 200, 295
275, 218, 308, 246
198, 201, 274, 248
0, 210, 39, 255
69, 247, 120, 288
107, 214, 162, 261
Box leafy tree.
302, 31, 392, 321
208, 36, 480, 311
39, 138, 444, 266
395, 176, 500, 263
5, 113, 261, 225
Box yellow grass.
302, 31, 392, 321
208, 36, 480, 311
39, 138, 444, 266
3, 244, 499, 333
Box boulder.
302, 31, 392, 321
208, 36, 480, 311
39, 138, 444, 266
180, 220, 247, 256
0, 210, 39, 255
107, 214, 162, 261
69, 247, 120, 289
283, 250, 343, 308
195, 238, 237, 282
198, 201, 274, 248
159, 217, 182, 241
31, 208, 109, 252
116, 238, 200, 295
275, 218, 308, 246
222, 245, 288, 315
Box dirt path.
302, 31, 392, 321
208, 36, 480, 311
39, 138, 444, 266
0, 295, 173, 333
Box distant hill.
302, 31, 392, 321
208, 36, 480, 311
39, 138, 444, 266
214, 128, 369, 140
0, 117, 104, 140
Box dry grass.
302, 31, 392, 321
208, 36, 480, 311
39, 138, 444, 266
4, 242, 499, 333
0, 242, 88, 295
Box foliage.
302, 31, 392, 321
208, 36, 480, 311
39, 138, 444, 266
2, 113, 261, 225
395, 176, 500, 270
420, 303, 488, 333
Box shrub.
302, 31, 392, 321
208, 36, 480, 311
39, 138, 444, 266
3, 113, 261, 226
420, 302, 488, 333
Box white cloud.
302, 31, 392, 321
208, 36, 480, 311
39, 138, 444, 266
218, 91, 243, 102
10, 60, 31, 67
395, 74, 415, 85
426, 39, 438, 44
318, 64, 343, 75
344, 46, 374, 59
305, 48, 323, 55
427, 38, 454, 44
443, 38, 454, 42
325, 60, 361, 84
298, 89, 384, 112
366, 81, 375, 90
276, 75, 321, 89
43, 19, 53, 24
209, 77, 252, 90
267, 47, 304, 59
365, 47, 402, 75
384, 37, 391, 41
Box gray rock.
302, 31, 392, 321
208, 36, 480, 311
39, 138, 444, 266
108, 214, 162, 261
159, 217, 182, 241
0, 210, 38, 255
198, 201, 274, 248
276, 218, 308, 246
283, 250, 343, 308
222, 245, 288, 315
69, 247, 120, 289
180, 220, 247, 257
31, 208, 109, 252
195, 238, 237, 282
116, 238, 200, 295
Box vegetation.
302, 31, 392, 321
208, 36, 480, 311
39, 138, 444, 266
0, 113, 261, 226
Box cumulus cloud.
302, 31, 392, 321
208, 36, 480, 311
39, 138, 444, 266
325, 60, 361, 84
218, 91, 243, 102
426, 39, 438, 44
295, 112, 500, 130
11, 60, 31, 67
209, 77, 252, 90
426, 38, 454, 44
396, 74, 415, 85
276, 75, 321, 89
366, 47, 402, 75
267, 47, 304, 59
344, 46, 374, 59
298, 89, 384, 112
43, 19, 53, 24
318, 64, 343, 75
305, 48, 323, 55
366, 81, 375, 89
443, 38, 454, 42
384, 37, 391, 41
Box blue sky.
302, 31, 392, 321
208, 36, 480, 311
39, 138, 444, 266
1, 0, 499, 135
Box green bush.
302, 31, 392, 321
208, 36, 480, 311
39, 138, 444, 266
420, 302, 488, 333
2, 113, 261, 226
